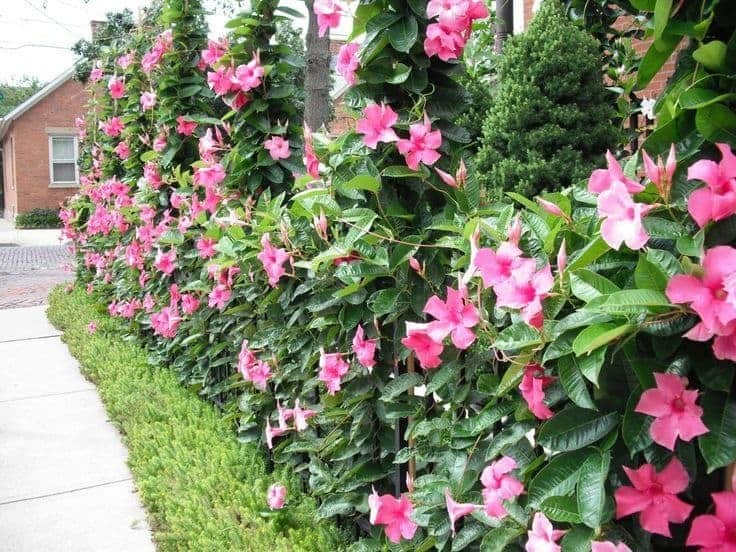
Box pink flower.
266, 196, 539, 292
154, 249, 177, 275
472, 242, 523, 289
265, 418, 288, 449
481, 456, 524, 519
597, 180, 654, 251
144, 162, 163, 189
150, 305, 181, 338
87, 322, 97, 334
318, 349, 350, 395
557, 238, 567, 277
687, 491, 736, 551
257, 234, 291, 287
642, 144, 676, 201
267, 484, 287, 510
100, 116, 125, 137
207, 66, 237, 96
396, 113, 442, 170
140, 91, 156, 111
336, 42, 360, 86
193, 163, 226, 188
687, 143, 736, 227
292, 399, 317, 431
525, 512, 566, 552
537, 198, 570, 222
368, 488, 418, 544
313, 0, 342, 37
117, 53, 134, 69
424, 23, 466, 61
401, 322, 444, 369
423, 286, 479, 349
592, 542, 632, 552
356, 103, 399, 149
201, 38, 228, 67
249, 360, 273, 391
666, 246, 736, 361
153, 132, 167, 152
303, 125, 320, 180
444, 489, 476, 537
89, 65, 103, 82
352, 326, 377, 371
519, 363, 555, 420
181, 293, 200, 315
635, 372, 708, 450
208, 283, 231, 310
233, 52, 264, 92
196, 237, 218, 259
495, 261, 554, 328
107, 76, 125, 99
264, 136, 291, 160
588, 150, 645, 195
614, 457, 693, 537
114, 141, 130, 160
176, 116, 197, 136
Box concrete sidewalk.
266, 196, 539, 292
0, 306, 155, 551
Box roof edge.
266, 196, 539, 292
0, 66, 77, 141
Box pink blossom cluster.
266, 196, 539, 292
265, 399, 317, 449
424, 0, 489, 61
142, 29, 173, 74
205, 47, 264, 111
666, 246, 736, 362
237, 340, 272, 391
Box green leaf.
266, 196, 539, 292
622, 387, 653, 456
479, 519, 526, 552
452, 522, 486, 551
528, 448, 592, 506
679, 88, 736, 110
637, 32, 681, 89
634, 256, 669, 291
577, 450, 611, 529
573, 323, 634, 356
540, 496, 581, 524
367, 289, 402, 315
494, 323, 542, 351
558, 355, 595, 409
696, 103, 736, 143
454, 402, 516, 437
382, 165, 424, 178
570, 270, 620, 302
381, 373, 423, 401
344, 175, 381, 193
538, 407, 619, 452
179, 84, 202, 98
653, 0, 672, 43
577, 347, 606, 387
597, 290, 671, 311
693, 40, 729, 72
567, 237, 610, 272
388, 16, 418, 53
699, 392, 736, 472
561, 526, 595, 552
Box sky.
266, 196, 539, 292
0, 0, 353, 85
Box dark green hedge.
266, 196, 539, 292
15, 208, 62, 229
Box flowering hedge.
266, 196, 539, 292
63, 0, 736, 550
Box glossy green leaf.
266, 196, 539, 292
538, 407, 619, 452
494, 323, 542, 351
570, 270, 620, 303
573, 323, 634, 356
699, 392, 736, 472
540, 495, 581, 523
528, 448, 592, 506
388, 17, 418, 53
558, 355, 595, 409
693, 40, 729, 72
696, 103, 736, 143
577, 450, 611, 529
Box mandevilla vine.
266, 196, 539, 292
62, 0, 736, 550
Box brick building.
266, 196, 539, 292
0, 67, 87, 220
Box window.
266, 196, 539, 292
49, 135, 78, 186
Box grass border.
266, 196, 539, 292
47, 286, 346, 551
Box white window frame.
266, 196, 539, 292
48, 134, 79, 188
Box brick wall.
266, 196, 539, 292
2, 78, 87, 219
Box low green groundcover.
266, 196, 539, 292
47, 286, 346, 552
15, 208, 62, 229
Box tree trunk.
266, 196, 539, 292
303, 0, 332, 130
494, 0, 514, 54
